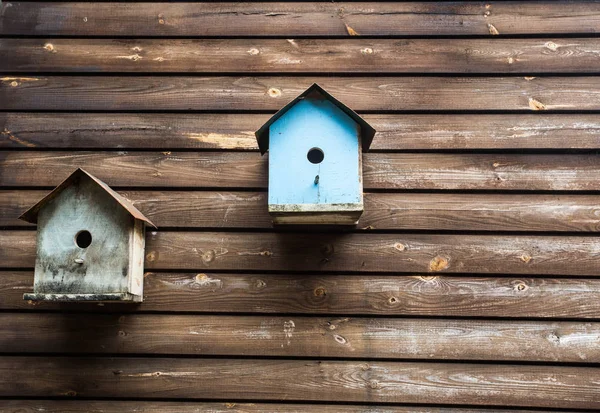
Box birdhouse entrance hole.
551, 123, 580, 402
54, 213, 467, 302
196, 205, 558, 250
307, 147, 325, 164
75, 230, 92, 249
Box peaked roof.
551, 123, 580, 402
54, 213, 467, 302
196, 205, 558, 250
19, 168, 156, 228
255, 83, 376, 155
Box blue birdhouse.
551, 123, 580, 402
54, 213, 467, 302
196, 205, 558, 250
255, 84, 376, 225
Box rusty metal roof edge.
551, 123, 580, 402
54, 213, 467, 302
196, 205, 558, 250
254, 83, 376, 155
18, 168, 157, 228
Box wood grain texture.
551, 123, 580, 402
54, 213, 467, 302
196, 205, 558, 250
0, 401, 580, 413
4, 151, 600, 191
5, 271, 600, 318
2, 2, 599, 37
4, 38, 600, 74
4, 230, 600, 275
2, 76, 599, 111
2, 313, 598, 363
1, 357, 599, 408
5, 190, 600, 232
3, 113, 600, 150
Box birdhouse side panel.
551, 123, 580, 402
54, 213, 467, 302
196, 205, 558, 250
33, 178, 134, 296
268, 99, 361, 207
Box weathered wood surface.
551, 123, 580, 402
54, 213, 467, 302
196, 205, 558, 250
5, 271, 600, 318
4, 113, 600, 150
6, 190, 600, 232
2, 76, 599, 111
2, 313, 598, 362
2, 2, 600, 37
0, 401, 579, 413
1, 357, 599, 408
5, 38, 600, 74
5, 152, 600, 191
4, 231, 600, 275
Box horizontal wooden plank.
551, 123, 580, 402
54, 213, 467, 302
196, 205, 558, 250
0, 401, 578, 413
4, 230, 600, 275
4, 151, 600, 191
5, 271, 600, 318
2, 313, 598, 363
1, 76, 599, 111
5, 190, 600, 232
1, 357, 599, 408
3, 113, 600, 151
4, 38, 600, 74
2, 2, 599, 37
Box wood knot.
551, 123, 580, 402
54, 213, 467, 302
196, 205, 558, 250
333, 334, 347, 344
158, 14, 165, 24
420, 275, 438, 282
520, 254, 532, 264
83, 17, 88, 22
361, 47, 373, 55
514, 282, 528, 292
118, 330, 127, 337
225, 403, 236, 409
10, 81, 18, 87
260, 250, 273, 257
314, 287, 327, 297
528, 98, 546, 111
507, 57, 514, 64
394, 242, 406, 251
202, 250, 216, 263
369, 380, 380, 389
388, 296, 398, 304
484, 10, 491, 17
254, 279, 267, 289
248, 48, 260, 55
547, 332, 560, 344
268, 87, 282, 98
43, 43, 56, 53
132, 46, 143, 52
429, 256, 449, 272
361, 363, 370, 371
545, 41, 558, 51
65, 390, 77, 397
321, 244, 334, 256
145, 251, 157, 262
487, 23, 499, 35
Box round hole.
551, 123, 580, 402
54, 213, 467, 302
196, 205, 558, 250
307, 147, 324, 164
75, 230, 92, 249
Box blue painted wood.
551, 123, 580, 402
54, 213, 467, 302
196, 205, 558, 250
268, 97, 361, 206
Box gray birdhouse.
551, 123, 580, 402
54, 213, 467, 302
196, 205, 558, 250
255, 84, 376, 225
19, 169, 155, 302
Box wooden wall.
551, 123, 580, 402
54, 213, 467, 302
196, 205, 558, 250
2, 1, 600, 412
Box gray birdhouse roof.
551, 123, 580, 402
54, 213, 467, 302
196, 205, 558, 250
255, 83, 376, 155
19, 168, 156, 228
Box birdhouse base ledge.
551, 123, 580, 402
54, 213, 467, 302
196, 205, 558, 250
23, 292, 143, 303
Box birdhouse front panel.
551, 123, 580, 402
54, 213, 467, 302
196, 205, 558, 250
32, 177, 135, 299
268, 97, 363, 224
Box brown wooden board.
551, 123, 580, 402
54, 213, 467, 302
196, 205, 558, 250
1, 357, 599, 408
4, 38, 600, 74
3, 113, 600, 151
5, 190, 600, 232
4, 152, 600, 191
0, 401, 582, 413
1, 313, 598, 363
4, 271, 600, 318
2, 2, 600, 37
3, 230, 600, 275
1, 76, 599, 111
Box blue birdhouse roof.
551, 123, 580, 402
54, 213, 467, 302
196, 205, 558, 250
255, 83, 376, 155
